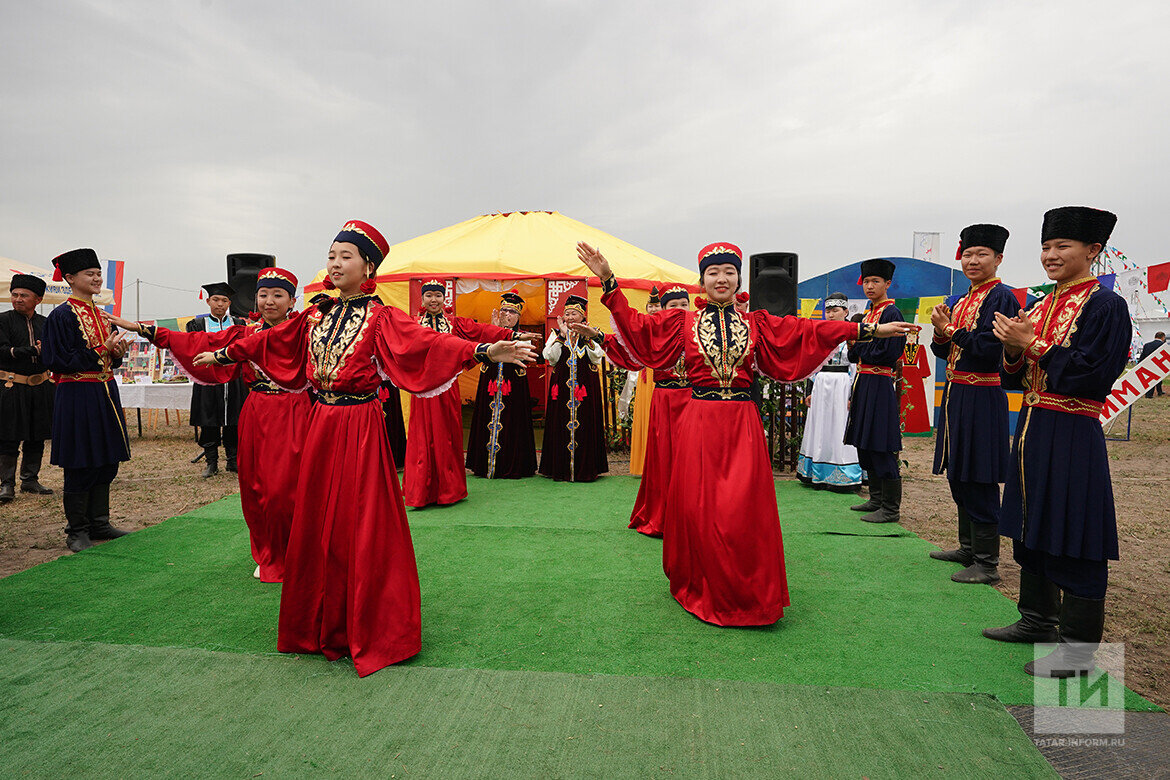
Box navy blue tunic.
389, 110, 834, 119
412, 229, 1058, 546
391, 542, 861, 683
40, 299, 131, 470
931, 281, 1020, 483
999, 283, 1129, 561
844, 301, 905, 452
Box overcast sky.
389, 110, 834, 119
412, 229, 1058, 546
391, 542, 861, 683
2, 0, 1168, 318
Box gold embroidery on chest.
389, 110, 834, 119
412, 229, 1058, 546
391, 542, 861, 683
69, 299, 111, 369
1021, 282, 1098, 392
692, 306, 752, 387
947, 280, 997, 370
308, 302, 373, 390
419, 313, 452, 334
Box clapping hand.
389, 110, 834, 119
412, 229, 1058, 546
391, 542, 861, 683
992, 312, 1034, 354
568, 322, 602, 340
930, 303, 951, 331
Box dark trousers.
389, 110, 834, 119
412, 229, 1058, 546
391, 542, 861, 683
197, 425, 238, 458
857, 448, 899, 480
1145, 381, 1164, 398
1012, 539, 1108, 599
0, 438, 46, 482
63, 464, 119, 494
947, 479, 1001, 525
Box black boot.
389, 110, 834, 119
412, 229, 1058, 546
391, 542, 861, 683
201, 448, 219, 478
225, 457, 237, 474
850, 481, 881, 512
951, 521, 1001, 584
0, 453, 15, 503
18, 444, 53, 495
87, 483, 130, 540
64, 491, 93, 552
1026, 594, 1106, 678
862, 478, 901, 523
930, 506, 973, 564
983, 570, 1060, 642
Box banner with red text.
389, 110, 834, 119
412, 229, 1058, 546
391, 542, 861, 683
1100, 342, 1170, 424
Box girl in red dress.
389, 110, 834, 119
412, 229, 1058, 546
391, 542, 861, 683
189, 221, 535, 676
403, 281, 534, 507
109, 268, 310, 583
577, 241, 914, 626
602, 285, 691, 539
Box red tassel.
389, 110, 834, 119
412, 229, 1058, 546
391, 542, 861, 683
856, 274, 863, 285
321, 276, 335, 290
360, 278, 376, 294
550, 384, 559, 401
248, 312, 261, 321
488, 380, 497, 394
695, 297, 707, 309
501, 380, 511, 396
955, 243, 963, 261
574, 385, 587, 401
198, 288, 204, 299
735, 291, 749, 304
376, 385, 389, 402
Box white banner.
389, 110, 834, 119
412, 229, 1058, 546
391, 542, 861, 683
913, 232, 941, 262
1100, 342, 1170, 424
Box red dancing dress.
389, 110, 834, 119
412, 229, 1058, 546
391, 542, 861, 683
604, 336, 690, 539
602, 279, 871, 625
205, 293, 492, 676
148, 320, 311, 583
403, 311, 513, 508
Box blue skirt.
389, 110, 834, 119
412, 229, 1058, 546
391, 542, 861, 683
844, 373, 901, 453
932, 383, 1009, 483
49, 380, 131, 469
1000, 406, 1118, 561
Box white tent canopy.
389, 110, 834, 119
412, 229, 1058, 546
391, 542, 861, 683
1, 256, 114, 305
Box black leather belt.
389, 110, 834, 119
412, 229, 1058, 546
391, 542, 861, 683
819, 365, 850, 373
314, 391, 376, 406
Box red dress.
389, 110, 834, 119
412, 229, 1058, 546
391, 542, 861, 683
604, 335, 689, 539
152, 321, 311, 583
207, 294, 488, 676
403, 312, 512, 508
602, 283, 866, 625
898, 334, 932, 435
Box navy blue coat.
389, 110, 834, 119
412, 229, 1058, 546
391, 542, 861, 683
844, 301, 905, 453
999, 284, 1130, 561
40, 299, 131, 469
931, 281, 1020, 483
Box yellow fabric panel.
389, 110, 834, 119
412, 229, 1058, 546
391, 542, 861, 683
308, 211, 699, 295
917, 296, 947, 324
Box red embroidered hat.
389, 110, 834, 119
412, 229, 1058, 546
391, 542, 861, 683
334, 220, 390, 264
698, 242, 742, 274
256, 267, 299, 296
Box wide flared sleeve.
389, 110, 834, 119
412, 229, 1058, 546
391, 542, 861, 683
1035, 292, 1131, 400
375, 305, 486, 394
216, 308, 314, 392
41, 307, 102, 375
752, 311, 867, 382
146, 324, 246, 385
452, 316, 514, 343
946, 286, 1021, 364
600, 281, 686, 370
603, 334, 644, 371
543, 332, 565, 365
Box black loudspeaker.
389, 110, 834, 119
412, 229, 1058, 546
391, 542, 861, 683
226, 253, 276, 318
748, 252, 798, 317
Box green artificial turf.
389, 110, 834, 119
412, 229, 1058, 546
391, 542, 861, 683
0, 477, 1156, 712
0, 638, 1055, 779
